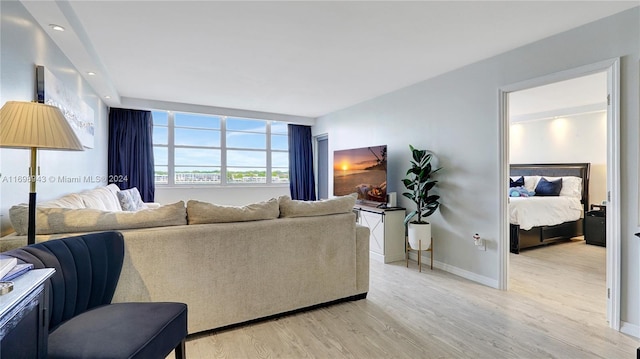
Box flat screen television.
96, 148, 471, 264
333, 145, 387, 205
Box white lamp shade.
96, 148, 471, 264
0, 101, 84, 150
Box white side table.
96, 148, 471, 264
354, 205, 406, 263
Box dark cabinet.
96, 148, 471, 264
0, 269, 54, 359
585, 205, 606, 247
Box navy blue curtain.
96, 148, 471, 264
108, 108, 155, 202
288, 124, 316, 201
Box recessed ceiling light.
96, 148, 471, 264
49, 24, 65, 32
104, 96, 111, 99
87, 72, 96, 76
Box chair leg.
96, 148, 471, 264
175, 339, 186, 359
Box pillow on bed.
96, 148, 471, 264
510, 176, 525, 188
545, 176, 583, 199
523, 176, 541, 192
534, 177, 563, 196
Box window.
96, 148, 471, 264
152, 111, 288, 185
152, 112, 169, 184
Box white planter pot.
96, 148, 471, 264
407, 222, 432, 250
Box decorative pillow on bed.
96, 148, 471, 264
510, 176, 525, 188
534, 177, 563, 196
522, 176, 541, 192
545, 176, 583, 199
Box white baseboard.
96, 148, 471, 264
407, 252, 499, 288
620, 320, 640, 338
370, 251, 385, 263
370, 251, 405, 264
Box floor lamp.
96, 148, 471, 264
0, 101, 84, 244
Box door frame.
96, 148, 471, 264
497, 58, 621, 329
314, 133, 329, 200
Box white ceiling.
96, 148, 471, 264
20, 1, 638, 119
509, 71, 608, 122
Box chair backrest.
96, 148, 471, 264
4, 231, 125, 331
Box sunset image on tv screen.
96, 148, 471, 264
333, 145, 387, 203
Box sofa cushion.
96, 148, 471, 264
117, 187, 147, 211
278, 194, 357, 218
186, 198, 279, 224
79, 186, 123, 211
9, 201, 187, 235
38, 193, 87, 209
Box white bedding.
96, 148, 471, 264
509, 196, 583, 230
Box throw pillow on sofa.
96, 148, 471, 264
278, 193, 357, 218
9, 201, 186, 235
117, 187, 147, 211
186, 198, 279, 224
79, 185, 123, 211
37, 193, 87, 209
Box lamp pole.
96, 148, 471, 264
28, 147, 38, 245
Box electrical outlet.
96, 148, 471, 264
473, 233, 486, 251
476, 240, 486, 251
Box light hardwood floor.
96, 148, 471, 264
173, 240, 639, 358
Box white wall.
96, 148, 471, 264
314, 7, 639, 333
510, 112, 607, 206
156, 186, 290, 206
0, 1, 108, 235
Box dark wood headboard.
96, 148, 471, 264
510, 163, 590, 214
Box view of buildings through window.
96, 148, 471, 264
152, 111, 289, 185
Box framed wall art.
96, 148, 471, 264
35, 65, 95, 148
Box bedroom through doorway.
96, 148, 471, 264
501, 60, 620, 329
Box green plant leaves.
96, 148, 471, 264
402, 145, 441, 225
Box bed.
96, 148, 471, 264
509, 163, 590, 254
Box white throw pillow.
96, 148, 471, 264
545, 176, 583, 199
523, 176, 541, 192
76, 186, 122, 211
78, 188, 109, 211
38, 193, 86, 209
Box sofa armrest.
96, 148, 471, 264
0, 233, 28, 252
355, 224, 370, 294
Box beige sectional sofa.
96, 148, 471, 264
1, 187, 370, 334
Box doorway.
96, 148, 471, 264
316, 134, 329, 200
498, 58, 621, 329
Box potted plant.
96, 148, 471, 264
402, 145, 441, 251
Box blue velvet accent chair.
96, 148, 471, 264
4, 231, 187, 359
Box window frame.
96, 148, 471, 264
153, 111, 289, 187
